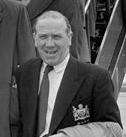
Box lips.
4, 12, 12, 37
45, 50, 58, 54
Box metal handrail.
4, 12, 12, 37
85, 0, 91, 14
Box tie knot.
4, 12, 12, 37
44, 65, 53, 75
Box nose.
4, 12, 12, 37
46, 37, 54, 47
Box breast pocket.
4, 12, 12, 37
70, 99, 91, 125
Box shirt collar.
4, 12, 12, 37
42, 53, 70, 73
54, 53, 70, 73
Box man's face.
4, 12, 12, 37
35, 18, 72, 66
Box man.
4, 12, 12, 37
27, 0, 91, 62
0, 0, 36, 137
14, 11, 123, 137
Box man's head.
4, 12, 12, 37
34, 11, 73, 66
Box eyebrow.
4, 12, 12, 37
37, 32, 63, 36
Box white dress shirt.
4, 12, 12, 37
39, 54, 70, 137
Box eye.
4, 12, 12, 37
38, 34, 48, 40
53, 35, 62, 40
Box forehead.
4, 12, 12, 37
36, 18, 67, 34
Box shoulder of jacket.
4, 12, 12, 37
19, 57, 41, 70
76, 60, 109, 78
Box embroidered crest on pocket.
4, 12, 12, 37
72, 104, 90, 123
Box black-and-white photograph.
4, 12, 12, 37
0, 0, 126, 137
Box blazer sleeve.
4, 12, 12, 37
58, 122, 123, 137
92, 69, 122, 126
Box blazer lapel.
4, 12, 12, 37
49, 56, 86, 134
23, 58, 42, 133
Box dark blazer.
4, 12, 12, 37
15, 56, 122, 137
27, 0, 90, 62
0, 0, 36, 137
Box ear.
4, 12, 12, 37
68, 32, 73, 46
33, 32, 36, 39
33, 33, 38, 47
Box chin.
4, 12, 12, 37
45, 59, 57, 66
45, 56, 59, 65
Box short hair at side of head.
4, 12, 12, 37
32, 10, 73, 36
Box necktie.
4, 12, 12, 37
38, 65, 53, 136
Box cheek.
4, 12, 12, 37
36, 43, 45, 51
36, 38, 45, 46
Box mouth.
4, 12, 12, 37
45, 50, 58, 55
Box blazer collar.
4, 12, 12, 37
49, 56, 87, 134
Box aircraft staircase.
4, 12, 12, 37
85, 0, 126, 99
